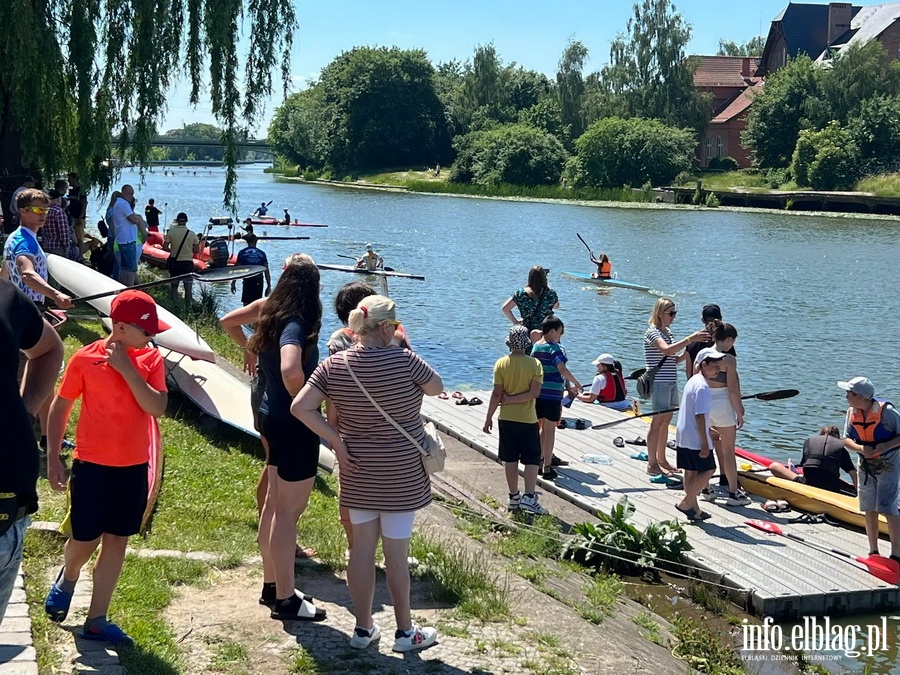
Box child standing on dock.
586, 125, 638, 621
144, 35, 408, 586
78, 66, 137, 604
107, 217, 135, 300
483, 325, 546, 514
674, 347, 726, 522
43, 290, 169, 645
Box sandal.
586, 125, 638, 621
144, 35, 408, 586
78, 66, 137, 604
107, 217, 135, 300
437, 391, 449, 400
574, 419, 587, 430
270, 597, 328, 622
455, 396, 469, 405
651, 473, 683, 486
468, 396, 483, 406
451, 391, 464, 399
667, 440, 676, 449
776, 500, 791, 513
629, 451, 649, 461
613, 436, 625, 448
626, 436, 647, 446
81, 622, 134, 646
646, 465, 663, 476
763, 500, 780, 513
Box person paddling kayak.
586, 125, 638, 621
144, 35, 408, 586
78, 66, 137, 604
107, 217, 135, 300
590, 252, 612, 279
355, 244, 384, 271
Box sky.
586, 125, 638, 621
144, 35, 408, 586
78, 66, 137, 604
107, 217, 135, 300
159, 0, 815, 136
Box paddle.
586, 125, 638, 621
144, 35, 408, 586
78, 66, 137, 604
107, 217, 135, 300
591, 389, 800, 430
626, 367, 646, 380
74, 265, 267, 303
576, 232, 594, 256
745, 519, 900, 584
337, 253, 361, 261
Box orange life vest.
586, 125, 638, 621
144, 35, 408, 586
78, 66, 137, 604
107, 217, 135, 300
599, 260, 612, 279
847, 399, 894, 445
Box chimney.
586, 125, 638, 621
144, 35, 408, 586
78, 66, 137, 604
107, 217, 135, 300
828, 2, 853, 44
741, 57, 751, 77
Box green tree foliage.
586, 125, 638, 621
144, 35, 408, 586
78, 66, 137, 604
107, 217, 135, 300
0, 0, 295, 223
267, 88, 328, 169
567, 117, 695, 188
556, 40, 589, 144
819, 40, 900, 124
717, 36, 766, 56
518, 98, 567, 139
791, 122, 858, 190
847, 95, 900, 172
600, 0, 711, 133
743, 55, 822, 168
318, 46, 451, 173
160, 123, 243, 162
448, 124, 568, 186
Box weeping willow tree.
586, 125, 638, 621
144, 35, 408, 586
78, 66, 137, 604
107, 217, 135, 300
0, 0, 296, 229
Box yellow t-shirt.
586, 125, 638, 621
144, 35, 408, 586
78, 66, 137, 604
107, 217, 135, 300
164, 225, 199, 262
493, 353, 543, 424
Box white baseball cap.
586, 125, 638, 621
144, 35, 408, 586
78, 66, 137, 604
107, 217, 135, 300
837, 377, 875, 399
694, 347, 727, 368
591, 353, 615, 366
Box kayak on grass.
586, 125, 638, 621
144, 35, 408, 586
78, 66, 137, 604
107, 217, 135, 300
562, 271, 652, 292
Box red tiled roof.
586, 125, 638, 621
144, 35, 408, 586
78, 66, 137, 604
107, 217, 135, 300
692, 55, 761, 87
711, 82, 763, 123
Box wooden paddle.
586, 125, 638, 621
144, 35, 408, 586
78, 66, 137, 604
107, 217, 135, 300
75, 265, 268, 302
745, 519, 900, 584
591, 389, 800, 430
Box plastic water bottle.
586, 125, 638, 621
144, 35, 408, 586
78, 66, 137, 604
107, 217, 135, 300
582, 453, 613, 465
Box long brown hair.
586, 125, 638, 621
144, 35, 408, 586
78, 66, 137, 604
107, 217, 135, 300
247, 254, 322, 359
526, 265, 548, 297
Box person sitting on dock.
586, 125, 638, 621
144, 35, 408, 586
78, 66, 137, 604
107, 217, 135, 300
838, 377, 900, 562
577, 353, 630, 411
355, 244, 384, 271
767, 426, 858, 496
590, 252, 612, 279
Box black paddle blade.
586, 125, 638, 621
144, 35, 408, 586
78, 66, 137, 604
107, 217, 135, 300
754, 389, 800, 401
195, 265, 266, 282
626, 368, 646, 380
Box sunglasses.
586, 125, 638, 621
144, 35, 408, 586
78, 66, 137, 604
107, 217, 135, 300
383, 319, 401, 327
22, 206, 50, 215
130, 323, 155, 338
666, 310, 678, 316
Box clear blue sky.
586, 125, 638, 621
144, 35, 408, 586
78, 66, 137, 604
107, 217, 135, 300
158, 0, 839, 134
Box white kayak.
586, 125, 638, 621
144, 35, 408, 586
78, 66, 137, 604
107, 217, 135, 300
47, 254, 216, 363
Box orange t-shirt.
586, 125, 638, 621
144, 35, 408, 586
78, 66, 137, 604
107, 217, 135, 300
58, 339, 167, 467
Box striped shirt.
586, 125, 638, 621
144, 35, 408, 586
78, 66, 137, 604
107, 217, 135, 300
532, 341, 567, 400
644, 326, 678, 383
307, 345, 437, 512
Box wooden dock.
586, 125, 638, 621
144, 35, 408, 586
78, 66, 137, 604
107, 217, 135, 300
421, 392, 900, 620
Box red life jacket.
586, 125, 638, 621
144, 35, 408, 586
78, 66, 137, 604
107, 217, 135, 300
597, 370, 627, 402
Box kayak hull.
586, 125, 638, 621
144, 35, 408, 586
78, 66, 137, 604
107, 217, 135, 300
317, 263, 424, 281
562, 271, 652, 292
246, 217, 327, 227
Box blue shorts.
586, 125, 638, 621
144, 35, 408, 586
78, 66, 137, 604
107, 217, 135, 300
0, 517, 28, 623
651, 380, 679, 413
118, 242, 138, 272
858, 450, 900, 516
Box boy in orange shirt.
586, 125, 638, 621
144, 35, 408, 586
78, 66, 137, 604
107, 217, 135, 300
44, 290, 169, 645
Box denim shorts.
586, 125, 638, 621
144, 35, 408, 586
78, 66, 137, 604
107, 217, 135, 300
651, 380, 679, 413
118, 241, 138, 272
0, 516, 29, 623
858, 450, 900, 516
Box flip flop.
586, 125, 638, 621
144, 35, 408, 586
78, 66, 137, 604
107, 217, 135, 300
625, 437, 647, 446
574, 419, 587, 430
629, 451, 649, 461
763, 500, 780, 513
451, 391, 464, 399
468, 396, 483, 406
650, 473, 683, 486
437, 391, 449, 400
777, 500, 791, 513
455, 396, 469, 405
613, 436, 625, 448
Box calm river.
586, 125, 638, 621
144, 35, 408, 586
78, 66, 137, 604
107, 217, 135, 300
113, 165, 900, 673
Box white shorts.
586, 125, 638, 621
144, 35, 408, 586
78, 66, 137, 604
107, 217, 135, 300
348, 509, 417, 539
708, 388, 736, 427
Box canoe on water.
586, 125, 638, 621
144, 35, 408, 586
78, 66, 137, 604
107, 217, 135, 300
734, 447, 891, 536
562, 271, 652, 292
317, 263, 425, 281
247, 217, 327, 227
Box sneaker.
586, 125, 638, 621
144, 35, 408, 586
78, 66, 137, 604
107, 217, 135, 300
726, 489, 752, 506
541, 466, 558, 480
519, 494, 549, 515
700, 488, 718, 503
349, 624, 381, 649
507, 492, 522, 511
550, 455, 570, 467
393, 624, 437, 653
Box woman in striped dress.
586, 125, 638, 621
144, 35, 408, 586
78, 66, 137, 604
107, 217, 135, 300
292, 295, 443, 653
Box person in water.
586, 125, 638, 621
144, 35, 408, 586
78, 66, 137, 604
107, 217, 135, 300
767, 426, 858, 496
355, 244, 383, 271
590, 252, 612, 279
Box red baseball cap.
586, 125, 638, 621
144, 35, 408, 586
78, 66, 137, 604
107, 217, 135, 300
109, 290, 170, 335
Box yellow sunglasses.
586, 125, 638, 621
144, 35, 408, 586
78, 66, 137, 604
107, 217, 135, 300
22, 206, 50, 215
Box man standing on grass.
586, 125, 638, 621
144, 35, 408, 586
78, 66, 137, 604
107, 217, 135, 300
483, 325, 547, 515
0, 280, 64, 622
674, 347, 726, 522
111, 185, 147, 286
44, 290, 169, 646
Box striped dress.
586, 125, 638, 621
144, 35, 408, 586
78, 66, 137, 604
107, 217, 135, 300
307, 344, 436, 512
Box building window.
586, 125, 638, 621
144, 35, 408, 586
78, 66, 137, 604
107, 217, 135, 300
706, 138, 713, 159
717, 136, 724, 158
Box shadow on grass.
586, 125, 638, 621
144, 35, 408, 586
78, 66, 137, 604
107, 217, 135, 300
58, 319, 104, 345
164, 389, 265, 460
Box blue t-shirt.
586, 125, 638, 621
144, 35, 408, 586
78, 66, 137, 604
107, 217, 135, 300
532, 341, 567, 400
236, 246, 268, 267
258, 318, 319, 419
2, 227, 47, 303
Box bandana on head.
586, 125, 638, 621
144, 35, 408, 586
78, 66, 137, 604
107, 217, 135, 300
506, 325, 532, 351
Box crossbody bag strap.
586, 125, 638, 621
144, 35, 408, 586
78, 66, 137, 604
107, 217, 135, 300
343, 351, 426, 454
650, 354, 668, 373
171, 229, 190, 261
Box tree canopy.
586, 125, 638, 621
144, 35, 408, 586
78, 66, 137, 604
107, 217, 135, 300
717, 36, 766, 56
0, 0, 295, 226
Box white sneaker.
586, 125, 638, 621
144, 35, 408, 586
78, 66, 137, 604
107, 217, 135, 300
726, 489, 752, 506
700, 488, 718, 502
393, 624, 437, 652
508, 492, 522, 511
349, 624, 381, 649
519, 493, 549, 515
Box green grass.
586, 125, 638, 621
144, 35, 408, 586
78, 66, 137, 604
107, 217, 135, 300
208, 639, 250, 673
577, 573, 624, 625
493, 514, 563, 559
674, 170, 773, 190
671, 615, 745, 675
686, 581, 731, 617
856, 172, 900, 197
633, 611, 665, 646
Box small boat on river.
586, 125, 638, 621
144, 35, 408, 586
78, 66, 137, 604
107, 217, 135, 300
562, 271, 652, 292
317, 263, 425, 281
246, 216, 327, 227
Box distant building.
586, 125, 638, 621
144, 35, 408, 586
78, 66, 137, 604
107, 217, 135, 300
692, 56, 762, 168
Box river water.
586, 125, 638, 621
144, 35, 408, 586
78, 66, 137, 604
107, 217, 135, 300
113, 165, 900, 672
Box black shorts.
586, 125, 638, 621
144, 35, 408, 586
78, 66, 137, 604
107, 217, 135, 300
69, 460, 148, 541
498, 420, 541, 465
675, 446, 717, 473
535, 398, 562, 422
259, 413, 320, 482
241, 277, 265, 305
168, 259, 195, 276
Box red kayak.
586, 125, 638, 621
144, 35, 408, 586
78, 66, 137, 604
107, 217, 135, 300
246, 217, 327, 227
142, 231, 235, 271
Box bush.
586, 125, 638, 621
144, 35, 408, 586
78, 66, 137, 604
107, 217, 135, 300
704, 192, 721, 207
302, 169, 320, 181
790, 121, 859, 190
571, 117, 696, 188
706, 156, 739, 171
448, 123, 568, 187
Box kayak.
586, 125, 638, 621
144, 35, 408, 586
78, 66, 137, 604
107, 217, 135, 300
735, 447, 890, 536
47, 254, 216, 363
317, 263, 425, 281
246, 217, 327, 227
562, 271, 652, 292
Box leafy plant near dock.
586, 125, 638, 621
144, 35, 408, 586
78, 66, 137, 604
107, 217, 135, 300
671, 615, 745, 675
563, 496, 691, 577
